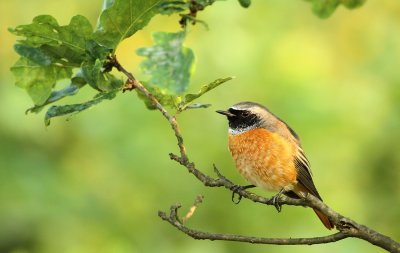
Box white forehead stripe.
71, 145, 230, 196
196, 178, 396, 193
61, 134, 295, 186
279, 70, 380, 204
230, 106, 244, 110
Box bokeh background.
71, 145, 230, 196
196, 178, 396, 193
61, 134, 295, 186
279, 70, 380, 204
1, 1, 400, 252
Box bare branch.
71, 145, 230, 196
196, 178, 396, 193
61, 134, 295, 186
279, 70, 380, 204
112, 55, 400, 253
159, 203, 349, 245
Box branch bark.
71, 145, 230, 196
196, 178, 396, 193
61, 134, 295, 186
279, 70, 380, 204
158, 203, 349, 245
111, 55, 400, 253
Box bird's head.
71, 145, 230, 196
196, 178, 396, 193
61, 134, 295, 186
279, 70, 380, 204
216, 101, 275, 135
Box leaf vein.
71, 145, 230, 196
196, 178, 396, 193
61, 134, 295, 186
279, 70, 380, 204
118, 0, 163, 47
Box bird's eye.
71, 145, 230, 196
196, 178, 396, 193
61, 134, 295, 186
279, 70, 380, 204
241, 111, 250, 117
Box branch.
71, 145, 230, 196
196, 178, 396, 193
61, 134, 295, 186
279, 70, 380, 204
159, 194, 399, 252
109, 55, 186, 160
111, 55, 400, 253
158, 203, 349, 245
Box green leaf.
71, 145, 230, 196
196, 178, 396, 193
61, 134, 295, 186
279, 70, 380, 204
85, 39, 112, 60
10, 15, 97, 106
183, 77, 233, 104
26, 75, 87, 114
44, 90, 118, 126
10, 57, 73, 105
14, 44, 53, 66
340, 0, 366, 9
182, 103, 211, 110
137, 31, 194, 95
137, 82, 181, 110
10, 15, 95, 70
306, 0, 366, 18
309, 0, 340, 18
81, 59, 104, 90
157, 1, 188, 15
81, 59, 124, 91
10, 13, 125, 113
93, 0, 169, 49
100, 0, 115, 10
238, 0, 251, 8
10, 15, 93, 62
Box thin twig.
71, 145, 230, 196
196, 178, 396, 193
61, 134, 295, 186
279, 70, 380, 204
111, 55, 400, 253
182, 195, 204, 223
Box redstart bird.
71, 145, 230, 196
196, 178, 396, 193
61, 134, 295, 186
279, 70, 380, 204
217, 101, 334, 229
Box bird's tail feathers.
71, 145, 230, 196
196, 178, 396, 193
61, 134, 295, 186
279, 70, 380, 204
313, 208, 334, 230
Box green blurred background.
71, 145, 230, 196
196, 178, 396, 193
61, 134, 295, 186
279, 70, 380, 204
1, 1, 400, 252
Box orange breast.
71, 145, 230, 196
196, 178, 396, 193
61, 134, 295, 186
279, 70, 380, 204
228, 128, 298, 192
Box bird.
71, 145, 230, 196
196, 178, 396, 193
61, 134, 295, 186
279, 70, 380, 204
216, 101, 334, 230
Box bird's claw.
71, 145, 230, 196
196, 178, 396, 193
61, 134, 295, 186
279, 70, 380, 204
271, 194, 282, 212
270, 189, 285, 212
231, 185, 243, 204
230, 184, 255, 204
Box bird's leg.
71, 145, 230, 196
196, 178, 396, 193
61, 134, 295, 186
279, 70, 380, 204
271, 188, 285, 213
231, 184, 256, 204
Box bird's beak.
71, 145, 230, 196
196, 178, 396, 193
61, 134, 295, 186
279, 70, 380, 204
216, 110, 235, 117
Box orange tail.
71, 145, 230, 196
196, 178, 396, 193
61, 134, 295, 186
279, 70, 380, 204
313, 208, 334, 230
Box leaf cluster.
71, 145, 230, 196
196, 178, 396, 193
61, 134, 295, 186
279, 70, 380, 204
10, 0, 235, 124
10, 0, 366, 125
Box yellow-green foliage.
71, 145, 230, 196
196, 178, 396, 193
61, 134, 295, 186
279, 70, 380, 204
1, 1, 399, 253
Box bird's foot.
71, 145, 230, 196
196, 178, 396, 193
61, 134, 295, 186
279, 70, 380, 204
231, 184, 255, 204
270, 189, 285, 212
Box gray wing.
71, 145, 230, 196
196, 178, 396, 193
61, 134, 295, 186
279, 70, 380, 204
294, 148, 323, 200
